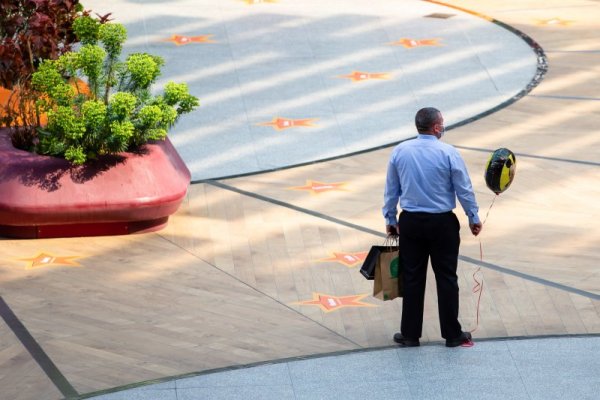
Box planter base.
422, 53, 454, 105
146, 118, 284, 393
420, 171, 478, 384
0, 128, 190, 239
0, 217, 169, 239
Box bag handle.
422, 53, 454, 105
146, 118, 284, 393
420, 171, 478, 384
383, 235, 399, 248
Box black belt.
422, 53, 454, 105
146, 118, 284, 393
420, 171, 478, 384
401, 210, 453, 216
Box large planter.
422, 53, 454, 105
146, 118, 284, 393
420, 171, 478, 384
0, 128, 190, 238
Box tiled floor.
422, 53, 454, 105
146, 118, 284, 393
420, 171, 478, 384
0, 1, 599, 399
91, 336, 600, 400
85, 0, 539, 180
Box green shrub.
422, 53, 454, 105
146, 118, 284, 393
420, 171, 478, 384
31, 15, 199, 164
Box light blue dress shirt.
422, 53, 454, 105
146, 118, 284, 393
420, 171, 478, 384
383, 134, 480, 225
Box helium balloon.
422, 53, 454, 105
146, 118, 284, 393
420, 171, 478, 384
484, 148, 516, 194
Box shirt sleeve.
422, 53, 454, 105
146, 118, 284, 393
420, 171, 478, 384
382, 157, 401, 225
450, 151, 481, 224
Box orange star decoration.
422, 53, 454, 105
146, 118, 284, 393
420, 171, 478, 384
242, 0, 278, 4
288, 180, 347, 195
18, 252, 82, 269
536, 18, 572, 26
257, 117, 318, 131
389, 38, 441, 48
295, 293, 376, 313
163, 34, 215, 46
339, 71, 391, 82
318, 252, 368, 268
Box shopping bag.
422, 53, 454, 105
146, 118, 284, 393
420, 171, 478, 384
359, 236, 398, 280
372, 242, 403, 301
360, 245, 398, 281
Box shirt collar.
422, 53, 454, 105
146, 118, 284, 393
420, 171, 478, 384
417, 133, 438, 141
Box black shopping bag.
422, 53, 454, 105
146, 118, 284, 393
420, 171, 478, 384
359, 236, 399, 280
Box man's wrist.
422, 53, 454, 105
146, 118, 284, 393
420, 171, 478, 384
469, 215, 481, 225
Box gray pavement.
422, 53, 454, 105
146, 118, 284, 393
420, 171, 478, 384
88, 336, 600, 399
86, 0, 538, 180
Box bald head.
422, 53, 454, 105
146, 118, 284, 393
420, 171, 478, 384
415, 107, 442, 134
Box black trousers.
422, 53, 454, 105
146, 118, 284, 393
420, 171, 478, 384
398, 211, 462, 339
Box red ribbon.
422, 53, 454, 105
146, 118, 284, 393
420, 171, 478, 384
466, 194, 498, 341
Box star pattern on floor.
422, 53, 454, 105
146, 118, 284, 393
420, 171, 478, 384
288, 180, 347, 194
389, 38, 441, 48
318, 252, 368, 267
536, 18, 573, 26
339, 71, 391, 82
18, 252, 82, 269
164, 34, 216, 46
257, 117, 318, 131
295, 293, 376, 313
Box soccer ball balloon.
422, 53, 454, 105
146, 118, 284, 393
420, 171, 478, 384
484, 148, 516, 194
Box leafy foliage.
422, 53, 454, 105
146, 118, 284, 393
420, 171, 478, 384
0, 0, 83, 136
0, 0, 83, 88
31, 16, 199, 164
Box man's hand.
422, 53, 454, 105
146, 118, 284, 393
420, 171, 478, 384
469, 222, 482, 236
386, 224, 399, 236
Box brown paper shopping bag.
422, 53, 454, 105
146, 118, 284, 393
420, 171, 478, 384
373, 243, 403, 301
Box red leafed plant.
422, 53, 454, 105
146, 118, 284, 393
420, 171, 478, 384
0, 0, 83, 149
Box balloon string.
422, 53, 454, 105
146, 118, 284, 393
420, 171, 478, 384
469, 251, 484, 334
469, 194, 497, 334
482, 194, 497, 225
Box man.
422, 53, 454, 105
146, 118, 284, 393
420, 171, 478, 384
382, 107, 482, 348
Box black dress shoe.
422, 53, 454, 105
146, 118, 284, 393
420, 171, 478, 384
393, 333, 420, 347
445, 331, 473, 347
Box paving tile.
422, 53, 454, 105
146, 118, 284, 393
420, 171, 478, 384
507, 337, 600, 379
234, 62, 332, 113
287, 350, 404, 384
93, 388, 177, 400
147, 37, 232, 61
522, 376, 600, 400
407, 377, 530, 400
397, 346, 521, 380
143, 10, 224, 32
335, 111, 416, 152
176, 363, 291, 388
309, 34, 393, 59
176, 385, 296, 400
249, 120, 347, 170
230, 39, 314, 60
508, 336, 600, 353
294, 379, 412, 400
156, 54, 237, 84
169, 115, 260, 179
326, 80, 417, 114
244, 100, 336, 120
